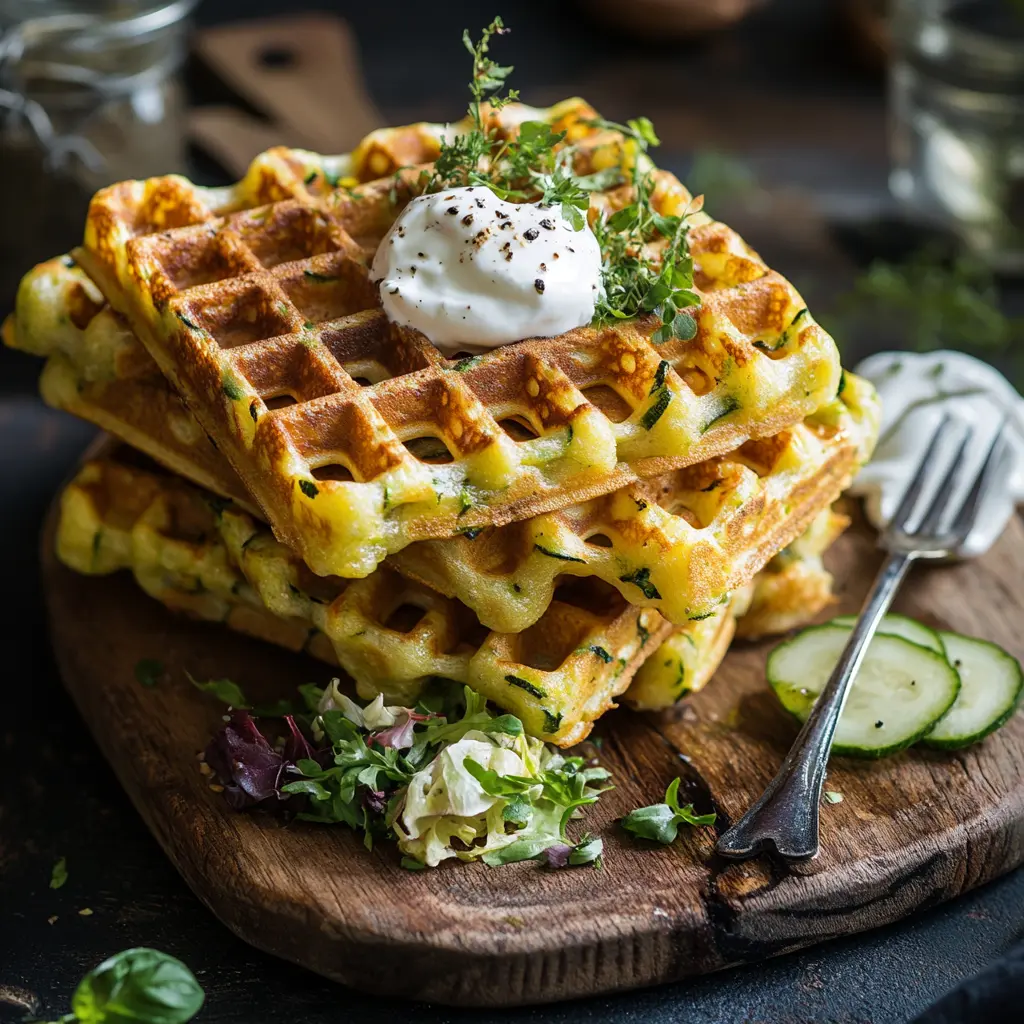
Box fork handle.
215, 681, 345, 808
715, 552, 913, 860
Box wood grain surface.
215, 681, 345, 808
41, 504, 1024, 1007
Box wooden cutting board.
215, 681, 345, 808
41, 503, 1024, 1007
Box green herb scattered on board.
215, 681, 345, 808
133, 659, 164, 688
620, 777, 717, 844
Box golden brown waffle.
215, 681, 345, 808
625, 506, 847, 710
392, 377, 876, 630
10, 245, 875, 632
63, 102, 844, 579
56, 444, 842, 734
56, 446, 674, 745
4, 258, 254, 511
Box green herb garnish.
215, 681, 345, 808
591, 167, 702, 342
188, 673, 248, 708
134, 658, 164, 688
49, 856, 68, 890
621, 777, 716, 844
48, 948, 205, 1024
299, 479, 319, 499
425, 19, 702, 334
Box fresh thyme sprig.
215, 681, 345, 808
427, 19, 703, 343
464, 17, 517, 131
591, 173, 703, 342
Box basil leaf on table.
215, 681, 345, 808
68, 948, 204, 1024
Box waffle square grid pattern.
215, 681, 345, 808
71, 117, 845, 580
56, 449, 843, 745
56, 450, 672, 746
9, 250, 879, 635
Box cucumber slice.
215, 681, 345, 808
768, 625, 960, 758
830, 614, 944, 656
922, 632, 1024, 749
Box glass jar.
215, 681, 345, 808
0, 0, 196, 304
889, 0, 1024, 273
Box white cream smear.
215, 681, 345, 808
850, 350, 1024, 556
370, 185, 602, 354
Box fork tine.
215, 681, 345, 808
916, 426, 974, 535
948, 420, 1009, 544
889, 414, 951, 531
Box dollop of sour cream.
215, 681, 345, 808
370, 185, 602, 353
850, 350, 1024, 556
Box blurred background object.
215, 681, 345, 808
188, 14, 379, 176
840, 0, 890, 71
888, 0, 1024, 272
582, 0, 766, 39
0, 0, 196, 305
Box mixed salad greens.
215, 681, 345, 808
194, 676, 720, 868
202, 680, 615, 869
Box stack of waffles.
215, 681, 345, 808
6, 99, 880, 745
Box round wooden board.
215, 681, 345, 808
41, 502, 1024, 1007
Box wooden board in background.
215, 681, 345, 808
41, 508, 1024, 1007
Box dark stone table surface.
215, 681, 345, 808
2, 1, 1022, 1022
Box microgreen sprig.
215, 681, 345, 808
620, 777, 717, 845
464, 17, 516, 131
428, 20, 704, 342
592, 174, 703, 342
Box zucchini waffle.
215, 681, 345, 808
8, 253, 878, 630
56, 445, 845, 738
58, 446, 670, 744
62, 100, 844, 579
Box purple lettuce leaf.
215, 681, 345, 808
368, 710, 434, 750
539, 843, 573, 868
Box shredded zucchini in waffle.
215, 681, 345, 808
10, 253, 877, 630
394, 374, 878, 630
51, 95, 844, 578
55, 449, 843, 743
625, 506, 847, 710
56, 450, 669, 745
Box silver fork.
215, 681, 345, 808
715, 414, 1008, 861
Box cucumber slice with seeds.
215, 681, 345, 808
768, 625, 960, 758
830, 614, 945, 656
922, 632, 1023, 749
